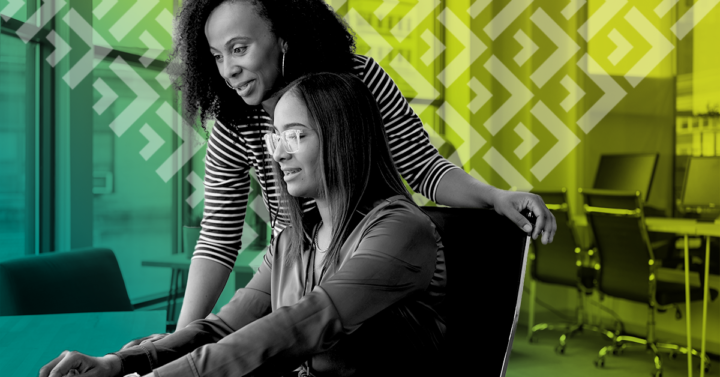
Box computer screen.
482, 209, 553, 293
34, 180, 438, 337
593, 153, 658, 201
682, 157, 720, 207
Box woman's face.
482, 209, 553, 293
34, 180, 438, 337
272, 92, 322, 199
205, 1, 285, 106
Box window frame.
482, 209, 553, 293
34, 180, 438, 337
1, 0, 55, 256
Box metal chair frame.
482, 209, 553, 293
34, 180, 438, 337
582, 189, 711, 377
527, 189, 615, 354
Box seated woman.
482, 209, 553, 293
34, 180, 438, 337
40, 73, 446, 377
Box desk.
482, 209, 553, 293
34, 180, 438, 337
645, 218, 720, 377
142, 256, 256, 325
0, 311, 165, 377
576, 215, 719, 377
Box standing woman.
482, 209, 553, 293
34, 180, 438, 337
156, 0, 555, 334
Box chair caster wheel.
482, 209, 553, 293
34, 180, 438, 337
652, 369, 663, 377
612, 347, 624, 356
668, 351, 677, 360
594, 358, 605, 368
528, 335, 537, 344
554, 345, 565, 355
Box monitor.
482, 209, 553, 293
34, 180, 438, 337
593, 153, 658, 201
681, 157, 720, 208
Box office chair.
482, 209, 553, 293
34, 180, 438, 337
527, 189, 614, 354
0, 248, 133, 316
581, 189, 718, 377
422, 207, 534, 377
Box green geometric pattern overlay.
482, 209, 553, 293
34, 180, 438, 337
1, 0, 718, 262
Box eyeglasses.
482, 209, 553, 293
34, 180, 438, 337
264, 129, 304, 154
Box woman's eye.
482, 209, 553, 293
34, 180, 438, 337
233, 46, 247, 54
213, 54, 222, 62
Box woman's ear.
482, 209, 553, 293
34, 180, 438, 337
279, 38, 288, 54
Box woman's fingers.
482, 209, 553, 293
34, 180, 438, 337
42, 351, 91, 377
493, 191, 557, 244
39, 351, 67, 377
504, 203, 536, 235
47, 352, 114, 377
48, 351, 83, 377
529, 199, 556, 244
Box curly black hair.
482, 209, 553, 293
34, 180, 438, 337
169, 0, 357, 129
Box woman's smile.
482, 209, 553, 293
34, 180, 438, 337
282, 167, 302, 181
234, 79, 256, 97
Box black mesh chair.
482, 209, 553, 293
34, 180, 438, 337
527, 190, 613, 354
422, 207, 533, 377
0, 248, 133, 316
581, 189, 718, 376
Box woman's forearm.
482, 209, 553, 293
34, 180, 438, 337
176, 258, 232, 329
434, 168, 556, 242
434, 169, 499, 209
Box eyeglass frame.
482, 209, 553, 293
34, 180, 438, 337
263, 129, 305, 155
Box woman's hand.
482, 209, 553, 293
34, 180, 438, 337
38, 352, 121, 377
491, 190, 556, 244
120, 333, 170, 350
435, 170, 557, 243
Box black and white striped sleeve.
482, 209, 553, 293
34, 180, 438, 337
192, 119, 250, 270
355, 55, 459, 203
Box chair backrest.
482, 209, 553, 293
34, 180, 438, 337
422, 207, 532, 377
0, 248, 133, 316
593, 153, 658, 202
530, 190, 581, 287
581, 189, 653, 303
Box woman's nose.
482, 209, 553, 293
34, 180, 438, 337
223, 59, 241, 80
272, 141, 289, 162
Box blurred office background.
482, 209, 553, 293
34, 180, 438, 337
1, 0, 719, 376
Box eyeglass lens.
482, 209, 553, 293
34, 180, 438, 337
265, 130, 300, 154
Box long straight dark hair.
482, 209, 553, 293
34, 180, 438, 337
271, 73, 411, 268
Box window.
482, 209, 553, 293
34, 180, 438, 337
0, 33, 30, 261
90, 59, 179, 300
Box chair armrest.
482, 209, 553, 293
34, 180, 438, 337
651, 240, 670, 250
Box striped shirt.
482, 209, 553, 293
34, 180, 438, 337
194, 54, 459, 270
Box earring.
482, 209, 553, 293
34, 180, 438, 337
282, 52, 286, 78
225, 78, 234, 89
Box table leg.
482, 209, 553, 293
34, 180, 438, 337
684, 235, 693, 377
528, 279, 536, 342
177, 269, 185, 320
167, 269, 178, 323
700, 236, 711, 377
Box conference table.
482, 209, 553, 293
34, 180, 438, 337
0, 310, 165, 377
645, 217, 719, 377
576, 215, 720, 377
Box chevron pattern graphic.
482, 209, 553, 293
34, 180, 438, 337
1, 0, 718, 260
337, 0, 716, 204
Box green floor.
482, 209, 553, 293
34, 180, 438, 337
507, 325, 720, 377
